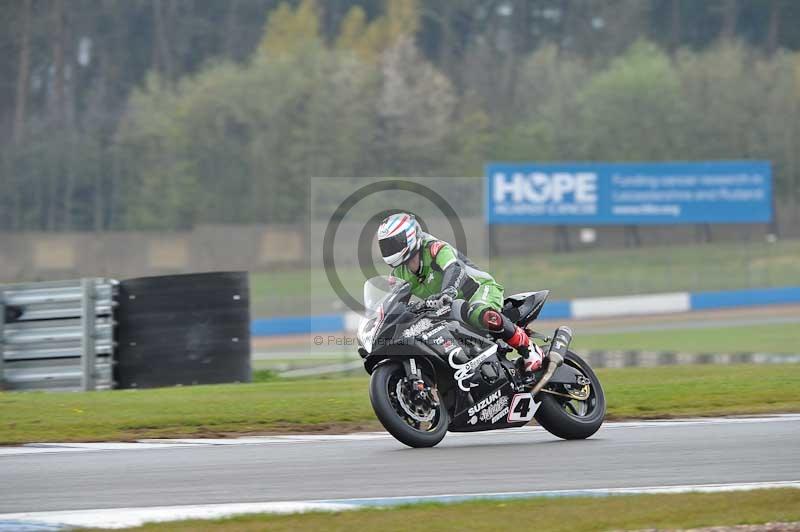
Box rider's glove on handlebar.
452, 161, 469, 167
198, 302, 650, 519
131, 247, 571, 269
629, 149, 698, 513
425, 286, 457, 309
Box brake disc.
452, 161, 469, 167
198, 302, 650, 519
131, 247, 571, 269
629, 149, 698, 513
395, 379, 436, 423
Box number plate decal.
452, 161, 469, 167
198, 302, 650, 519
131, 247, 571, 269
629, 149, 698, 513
507, 393, 539, 422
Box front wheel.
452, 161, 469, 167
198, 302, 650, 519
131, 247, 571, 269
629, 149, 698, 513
534, 350, 605, 439
369, 361, 448, 448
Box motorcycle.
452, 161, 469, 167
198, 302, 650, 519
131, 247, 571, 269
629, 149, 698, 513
357, 276, 605, 448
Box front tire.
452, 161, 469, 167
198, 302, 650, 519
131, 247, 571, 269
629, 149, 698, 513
369, 361, 448, 448
534, 351, 605, 440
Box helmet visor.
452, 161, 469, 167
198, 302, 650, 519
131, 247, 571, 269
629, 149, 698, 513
378, 232, 407, 258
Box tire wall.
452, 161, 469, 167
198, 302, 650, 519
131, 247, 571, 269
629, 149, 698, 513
114, 272, 251, 389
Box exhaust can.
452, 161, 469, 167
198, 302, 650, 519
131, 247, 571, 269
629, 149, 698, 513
548, 326, 573, 359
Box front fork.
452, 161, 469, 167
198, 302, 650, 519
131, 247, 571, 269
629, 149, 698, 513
402, 357, 440, 406
402, 358, 420, 380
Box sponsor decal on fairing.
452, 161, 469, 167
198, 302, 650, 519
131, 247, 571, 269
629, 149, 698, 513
491, 405, 510, 424
402, 318, 433, 338
421, 324, 446, 340
449, 345, 498, 392
479, 396, 509, 424
468, 390, 501, 417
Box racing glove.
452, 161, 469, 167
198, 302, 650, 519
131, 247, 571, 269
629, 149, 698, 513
425, 286, 457, 309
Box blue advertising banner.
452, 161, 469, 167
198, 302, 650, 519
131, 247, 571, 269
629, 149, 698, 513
486, 161, 772, 225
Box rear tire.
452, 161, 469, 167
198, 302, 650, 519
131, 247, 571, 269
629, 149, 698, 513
534, 351, 605, 440
369, 361, 448, 448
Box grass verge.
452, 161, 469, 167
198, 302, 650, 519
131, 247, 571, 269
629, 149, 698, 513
110, 488, 800, 532
1, 364, 799, 445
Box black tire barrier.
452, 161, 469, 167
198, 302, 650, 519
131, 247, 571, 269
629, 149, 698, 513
114, 272, 251, 389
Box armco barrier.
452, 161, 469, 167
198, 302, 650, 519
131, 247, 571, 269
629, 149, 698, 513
2, 272, 252, 391
0, 278, 116, 391
253, 285, 800, 337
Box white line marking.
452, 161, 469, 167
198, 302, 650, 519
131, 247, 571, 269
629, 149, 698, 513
0, 442, 207, 457
322, 480, 800, 506
0, 502, 358, 530
138, 432, 393, 445
2, 414, 799, 456
595, 413, 800, 429
1, 481, 798, 530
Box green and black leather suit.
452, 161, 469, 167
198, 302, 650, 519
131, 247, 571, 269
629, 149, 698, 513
391, 234, 521, 341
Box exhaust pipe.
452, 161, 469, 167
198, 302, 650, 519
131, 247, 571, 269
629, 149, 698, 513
531, 326, 573, 396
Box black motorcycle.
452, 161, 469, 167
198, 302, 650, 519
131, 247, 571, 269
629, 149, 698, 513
357, 276, 605, 448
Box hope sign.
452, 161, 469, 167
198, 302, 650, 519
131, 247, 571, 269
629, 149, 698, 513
493, 172, 598, 204
486, 161, 772, 225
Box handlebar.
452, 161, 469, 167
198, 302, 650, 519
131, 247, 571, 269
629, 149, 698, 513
407, 299, 454, 316
407, 300, 425, 313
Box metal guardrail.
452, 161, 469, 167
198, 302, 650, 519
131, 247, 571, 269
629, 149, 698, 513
0, 278, 117, 391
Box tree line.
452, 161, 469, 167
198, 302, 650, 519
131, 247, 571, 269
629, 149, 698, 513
1, 0, 800, 231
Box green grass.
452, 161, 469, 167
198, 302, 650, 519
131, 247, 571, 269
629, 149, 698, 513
251, 239, 800, 315
575, 322, 800, 354
252, 369, 279, 382
600, 364, 800, 419
114, 488, 800, 532
2, 364, 799, 445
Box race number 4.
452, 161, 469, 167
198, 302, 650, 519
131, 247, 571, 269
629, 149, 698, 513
507, 393, 539, 422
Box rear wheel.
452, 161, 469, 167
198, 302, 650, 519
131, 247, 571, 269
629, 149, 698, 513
534, 351, 605, 439
369, 361, 448, 448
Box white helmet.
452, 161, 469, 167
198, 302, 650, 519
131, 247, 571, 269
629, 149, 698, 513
377, 213, 421, 267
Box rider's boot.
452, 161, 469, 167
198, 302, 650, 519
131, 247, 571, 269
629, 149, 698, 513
507, 325, 543, 375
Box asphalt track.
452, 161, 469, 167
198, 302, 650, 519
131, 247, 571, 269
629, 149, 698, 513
2, 415, 799, 515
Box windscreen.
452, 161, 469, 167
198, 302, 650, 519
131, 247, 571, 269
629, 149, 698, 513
362, 276, 407, 318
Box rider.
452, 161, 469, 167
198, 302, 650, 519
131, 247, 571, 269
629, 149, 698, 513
376, 212, 544, 375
